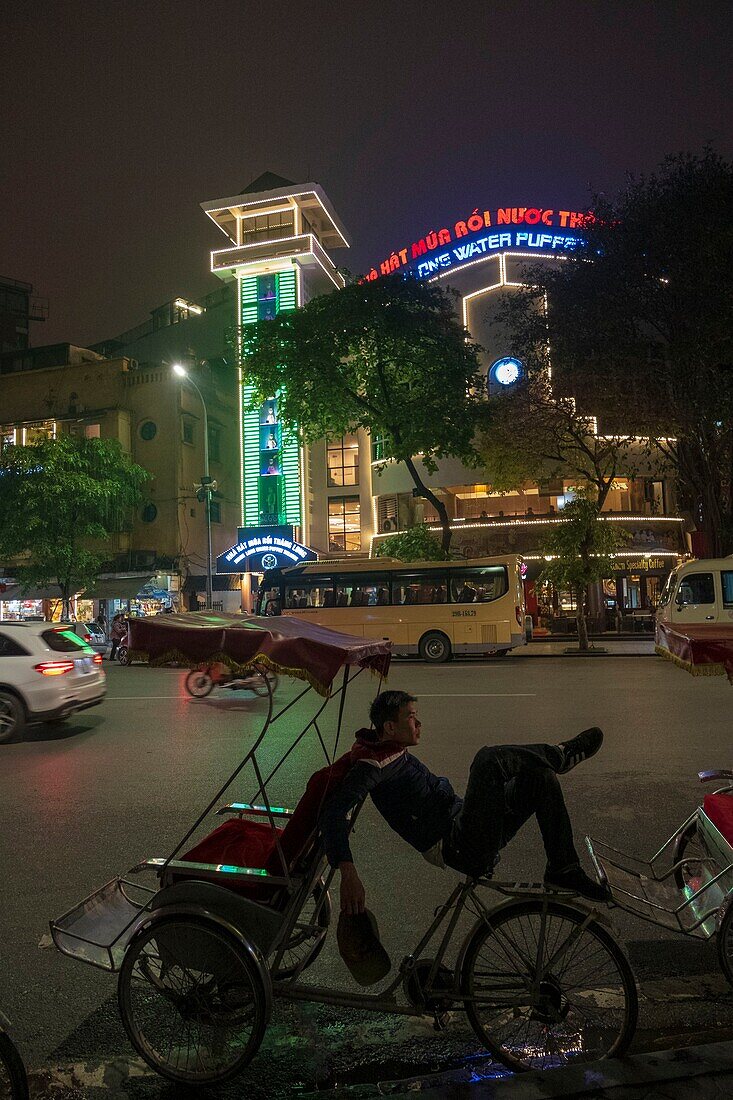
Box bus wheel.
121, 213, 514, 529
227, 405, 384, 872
419, 632, 451, 664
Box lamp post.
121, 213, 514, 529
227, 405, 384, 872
172, 364, 213, 611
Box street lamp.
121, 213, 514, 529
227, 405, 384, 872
172, 363, 213, 611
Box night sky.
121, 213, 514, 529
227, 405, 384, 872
4, 1, 731, 347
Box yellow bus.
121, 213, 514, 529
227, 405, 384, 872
257, 556, 526, 663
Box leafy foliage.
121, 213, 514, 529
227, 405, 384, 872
541, 494, 629, 650
493, 149, 733, 552
374, 525, 447, 562
241, 273, 484, 551
0, 436, 149, 614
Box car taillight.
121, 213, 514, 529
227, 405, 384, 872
83, 633, 92, 642
34, 661, 76, 676
93, 654, 103, 665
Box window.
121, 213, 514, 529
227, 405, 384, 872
676, 572, 715, 605
24, 422, 54, 444
182, 418, 194, 445
392, 574, 448, 605
723, 572, 733, 608
141, 503, 157, 523
140, 420, 157, 441
0, 428, 16, 451
42, 628, 88, 652
208, 425, 221, 463
284, 578, 334, 609
242, 211, 295, 246
328, 496, 361, 552
84, 423, 101, 439
327, 434, 359, 487
209, 500, 221, 523
334, 574, 391, 608
449, 567, 509, 603
0, 633, 29, 657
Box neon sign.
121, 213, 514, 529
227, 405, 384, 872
367, 205, 591, 281
217, 525, 317, 574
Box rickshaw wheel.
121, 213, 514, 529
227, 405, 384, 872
672, 821, 708, 892
460, 899, 637, 1072
0, 1027, 29, 1100
272, 881, 331, 980
118, 914, 269, 1085
716, 903, 733, 986
185, 670, 214, 698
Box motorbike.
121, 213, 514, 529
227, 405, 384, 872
184, 662, 279, 698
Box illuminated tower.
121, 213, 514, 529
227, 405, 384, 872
201, 174, 349, 544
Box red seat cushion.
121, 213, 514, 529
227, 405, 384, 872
703, 793, 733, 846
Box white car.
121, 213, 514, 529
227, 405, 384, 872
0, 622, 107, 743
62, 621, 109, 656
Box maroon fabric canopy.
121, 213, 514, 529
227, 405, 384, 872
656, 622, 733, 684
127, 611, 391, 695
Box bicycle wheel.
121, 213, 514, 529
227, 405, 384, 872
716, 902, 733, 986
118, 915, 269, 1085
249, 671, 279, 698
185, 670, 214, 698
0, 1028, 29, 1100
273, 881, 331, 980
672, 820, 708, 892
461, 899, 637, 1072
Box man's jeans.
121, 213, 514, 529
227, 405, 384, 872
444, 743, 579, 878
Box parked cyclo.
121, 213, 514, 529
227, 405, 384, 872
50, 611, 642, 1085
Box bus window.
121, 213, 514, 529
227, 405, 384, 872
284, 579, 334, 609
450, 568, 508, 603
392, 575, 448, 605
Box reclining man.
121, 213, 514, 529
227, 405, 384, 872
320, 689, 608, 915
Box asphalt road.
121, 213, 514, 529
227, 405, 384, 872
1, 653, 733, 1094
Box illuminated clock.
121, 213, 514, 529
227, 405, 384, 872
490, 356, 523, 386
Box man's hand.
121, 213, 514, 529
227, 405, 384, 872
339, 861, 366, 914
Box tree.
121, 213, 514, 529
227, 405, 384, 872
241, 273, 484, 552
0, 436, 149, 617
374, 525, 447, 562
479, 370, 647, 510
494, 149, 733, 554
540, 494, 629, 652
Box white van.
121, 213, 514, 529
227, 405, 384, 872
656, 558, 733, 631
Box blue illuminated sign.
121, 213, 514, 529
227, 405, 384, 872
414, 230, 583, 279
490, 357, 523, 386
217, 525, 317, 574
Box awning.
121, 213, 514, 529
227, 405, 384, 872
81, 575, 154, 600
0, 584, 67, 601
184, 574, 242, 593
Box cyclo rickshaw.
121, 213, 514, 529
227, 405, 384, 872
51, 611, 639, 1084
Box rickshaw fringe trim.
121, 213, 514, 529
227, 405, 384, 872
654, 645, 727, 678
129, 648, 334, 696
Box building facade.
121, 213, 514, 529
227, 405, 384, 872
0, 341, 240, 614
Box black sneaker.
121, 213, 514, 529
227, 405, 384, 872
556, 727, 603, 774
544, 866, 610, 904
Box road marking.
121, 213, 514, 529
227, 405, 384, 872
418, 693, 536, 697
104, 695, 191, 700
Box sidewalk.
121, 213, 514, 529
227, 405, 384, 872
515, 638, 655, 658
410, 1040, 733, 1098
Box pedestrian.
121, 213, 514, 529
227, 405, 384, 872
321, 689, 607, 916
95, 610, 107, 636
109, 613, 127, 660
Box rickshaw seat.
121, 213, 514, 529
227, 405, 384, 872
703, 793, 733, 847
167, 749, 356, 902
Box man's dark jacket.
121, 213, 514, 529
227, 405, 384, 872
319, 728, 462, 866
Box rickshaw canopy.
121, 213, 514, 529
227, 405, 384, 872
656, 622, 733, 684
127, 611, 391, 695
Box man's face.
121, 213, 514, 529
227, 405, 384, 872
384, 701, 421, 746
